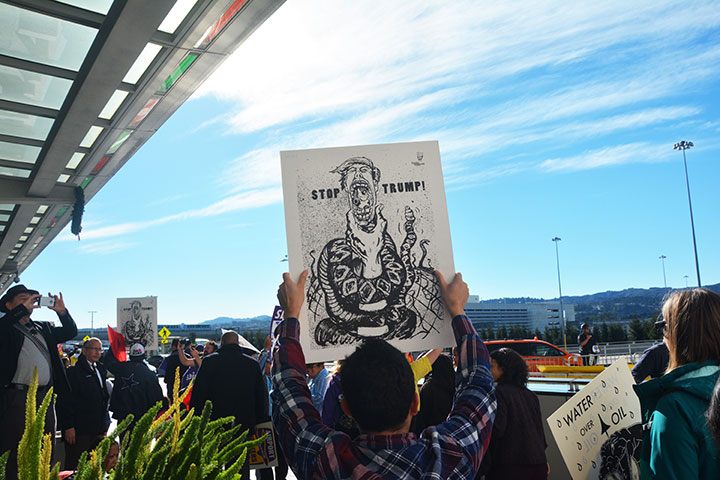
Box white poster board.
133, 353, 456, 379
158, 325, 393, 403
281, 141, 455, 362
116, 297, 158, 351
547, 358, 643, 480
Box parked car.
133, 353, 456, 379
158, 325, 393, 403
484, 339, 582, 372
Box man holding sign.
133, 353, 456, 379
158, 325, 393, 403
271, 269, 495, 479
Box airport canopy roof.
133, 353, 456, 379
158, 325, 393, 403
0, 0, 284, 294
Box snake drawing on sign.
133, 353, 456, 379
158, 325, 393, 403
305, 156, 444, 346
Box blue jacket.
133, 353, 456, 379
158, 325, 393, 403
633, 361, 720, 479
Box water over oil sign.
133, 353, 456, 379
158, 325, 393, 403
547, 358, 643, 480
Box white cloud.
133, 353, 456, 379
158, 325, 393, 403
539, 143, 674, 172
191, 0, 720, 191
79, 241, 137, 255
59, 188, 281, 243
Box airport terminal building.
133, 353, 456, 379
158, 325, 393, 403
464, 295, 575, 332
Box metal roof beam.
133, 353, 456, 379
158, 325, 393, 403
0, 177, 75, 204
0, 134, 45, 148
0, 54, 77, 80
0, 100, 58, 119
3, 0, 104, 29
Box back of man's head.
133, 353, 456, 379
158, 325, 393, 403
341, 338, 415, 433
221, 331, 239, 347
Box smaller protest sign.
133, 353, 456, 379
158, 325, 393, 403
270, 305, 284, 339
547, 358, 642, 480
248, 421, 279, 469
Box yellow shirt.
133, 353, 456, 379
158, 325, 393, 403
410, 357, 432, 410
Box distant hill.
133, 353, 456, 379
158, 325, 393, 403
479, 282, 720, 323
198, 283, 720, 328
200, 315, 271, 331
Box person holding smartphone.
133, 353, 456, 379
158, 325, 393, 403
0, 284, 77, 480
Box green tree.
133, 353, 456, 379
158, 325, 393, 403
628, 315, 646, 341
609, 324, 628, 342
534, 328, 543, 340
600, 322, 610, 343
497, 325, 508, 339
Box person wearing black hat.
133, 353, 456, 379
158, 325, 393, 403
0, 285, 77, 480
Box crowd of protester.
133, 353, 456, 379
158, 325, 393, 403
1, 278, 719, 480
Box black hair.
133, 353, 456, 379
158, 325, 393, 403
491, 348, 529, 387
340, 338, 415, 432
171, 338, 180, 348
708, 376, 720, 447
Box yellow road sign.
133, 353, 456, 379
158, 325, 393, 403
82, 335, 90, 342
158, 327, 171, 339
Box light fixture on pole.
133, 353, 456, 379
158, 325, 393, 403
684, 275, 689, 288
659, 255, 667, 288
551, 237, 567, 350
89, 310, 97, 337
673, 141, 701, 287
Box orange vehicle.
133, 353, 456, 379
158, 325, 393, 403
484, 339, 582, 372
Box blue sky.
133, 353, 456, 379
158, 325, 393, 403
21, 1, 720, 328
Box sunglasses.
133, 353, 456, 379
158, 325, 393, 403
654, 318, 666, 335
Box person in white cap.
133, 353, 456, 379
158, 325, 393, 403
104, 342, 163, 429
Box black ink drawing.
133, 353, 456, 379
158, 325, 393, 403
304, 157, 445, 346
599, 423, 643, 480
121, 299, 155, 349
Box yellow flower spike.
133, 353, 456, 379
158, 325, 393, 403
39, 433, 52, 480
170, 404, 181, 459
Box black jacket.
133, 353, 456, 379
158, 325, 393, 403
411, 355, 456, 435
163, 350, 189, 387
104, 351, 163, 424
479, 383, 547, 478
0, 304, 76, 401
189, 344, 268, 431
58, 354, 110, 435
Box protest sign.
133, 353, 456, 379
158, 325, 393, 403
248, 421, 279, 469
270, 305, 284, 339
281, 141, 456, 362
117, 297, 157, 351
547, 358, 642, 480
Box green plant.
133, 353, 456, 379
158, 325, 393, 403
1, 367, 266, 480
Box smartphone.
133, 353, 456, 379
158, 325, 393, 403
38, 296, 56, 308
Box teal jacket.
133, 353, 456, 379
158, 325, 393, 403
633, 361, 720, 479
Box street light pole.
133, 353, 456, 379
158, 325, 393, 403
89, 310, 97, 337
552, 237, 567, 350
659, 255, 667, 288
684, 275, 689, 288
673, 141, 701, 287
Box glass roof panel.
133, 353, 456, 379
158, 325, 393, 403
0, 166, 31, 178
66, 152, 84, 169
57, 173, 70, 183
79, 126, 103, 147
24, 227, 33, 233
0, 3, 98, 71
36, 205, 48, 214
98, 90, 129, 119
0, 204, 14, 211
53, 0, 114, 15
158, 0, 198, 34
0, 214, 9, 222
0, 110, 54, 140
30, 216, 41, 224
0, 141, 41, 163
123, 43, 162, 84
0, 65, 73, 110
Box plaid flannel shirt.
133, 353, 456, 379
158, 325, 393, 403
271, 315, 496, 479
